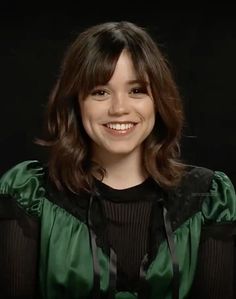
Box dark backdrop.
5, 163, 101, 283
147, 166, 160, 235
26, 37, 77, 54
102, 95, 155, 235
1, 7, 235, 186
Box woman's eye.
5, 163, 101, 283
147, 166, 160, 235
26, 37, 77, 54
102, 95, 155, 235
130, 86, 147, 94
91, 89, 107, 96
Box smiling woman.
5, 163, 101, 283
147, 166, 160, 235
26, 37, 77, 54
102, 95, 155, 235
36, 21, 185, 193
0, 21, 236, 299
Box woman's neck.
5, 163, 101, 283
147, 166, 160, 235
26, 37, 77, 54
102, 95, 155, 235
92, 149, 147, 189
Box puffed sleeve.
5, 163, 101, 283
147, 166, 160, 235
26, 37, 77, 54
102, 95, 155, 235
0, 160, 45, 217
201, 171, 236, 222
0, 160, 44, 298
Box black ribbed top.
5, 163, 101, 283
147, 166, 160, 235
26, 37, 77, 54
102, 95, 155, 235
94, 177, 159, 290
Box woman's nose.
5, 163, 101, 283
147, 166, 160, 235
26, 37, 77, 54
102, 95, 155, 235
108, 93, 131, 115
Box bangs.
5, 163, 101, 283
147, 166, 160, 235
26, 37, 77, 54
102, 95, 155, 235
80, 53, 120, 99
78, 31, 126, 99
128, 44, 156, 86
78, 48, 151, 99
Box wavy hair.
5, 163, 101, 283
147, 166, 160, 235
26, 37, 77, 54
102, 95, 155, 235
37, 21, 187, 193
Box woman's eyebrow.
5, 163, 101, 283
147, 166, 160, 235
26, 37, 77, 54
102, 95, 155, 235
94, 79, 150, 88
126, 79, 150, 85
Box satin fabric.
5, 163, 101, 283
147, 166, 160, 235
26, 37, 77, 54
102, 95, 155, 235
0, 160, 235, 299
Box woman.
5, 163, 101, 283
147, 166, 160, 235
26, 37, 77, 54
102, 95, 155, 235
0, 21, 235, 299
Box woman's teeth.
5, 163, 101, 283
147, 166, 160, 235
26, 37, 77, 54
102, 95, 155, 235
106, 123, 135, 130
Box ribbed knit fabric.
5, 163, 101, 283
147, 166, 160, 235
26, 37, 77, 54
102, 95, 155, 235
189, 236, 234, 298
0, 219, 39, 298
94, 177, 159, 291
102, 199, 152, 289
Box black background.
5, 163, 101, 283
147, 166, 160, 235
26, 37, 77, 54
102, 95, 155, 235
1, 5, 235, 185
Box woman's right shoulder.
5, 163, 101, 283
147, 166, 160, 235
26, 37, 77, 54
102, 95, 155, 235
0, 160, 46, 217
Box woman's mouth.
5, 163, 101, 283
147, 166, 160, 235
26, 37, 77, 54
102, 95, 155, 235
103, 122, 138, 136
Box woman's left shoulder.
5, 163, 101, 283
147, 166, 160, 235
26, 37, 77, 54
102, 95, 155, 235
201, 169, 236, 222
180, 165, 236, 222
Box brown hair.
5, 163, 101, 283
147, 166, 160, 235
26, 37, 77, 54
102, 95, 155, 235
37, 21, 187, 193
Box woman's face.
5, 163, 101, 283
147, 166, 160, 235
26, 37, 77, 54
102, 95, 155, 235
79, 50, 155, 160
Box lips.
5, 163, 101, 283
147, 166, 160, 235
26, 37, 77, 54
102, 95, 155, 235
105, 122, 136, 131
103, 122, 138, 136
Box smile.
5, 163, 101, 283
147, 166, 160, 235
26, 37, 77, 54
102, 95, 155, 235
103, 122, 137, 136
105, 123, 135, 130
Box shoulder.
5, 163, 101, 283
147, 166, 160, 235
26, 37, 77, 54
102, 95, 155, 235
202, 170, 236, 222
179, 164, 214, 194
175, 164, 235, 208
166, 165, 236, 229
0, 160, 46, 217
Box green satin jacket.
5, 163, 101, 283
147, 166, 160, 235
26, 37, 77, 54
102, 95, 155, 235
0, 160, 236, 299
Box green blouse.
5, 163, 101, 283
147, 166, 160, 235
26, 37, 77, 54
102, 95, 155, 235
0, 160, 236, 299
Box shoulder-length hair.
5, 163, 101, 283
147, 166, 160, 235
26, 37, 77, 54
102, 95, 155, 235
37, 21, 187, 193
